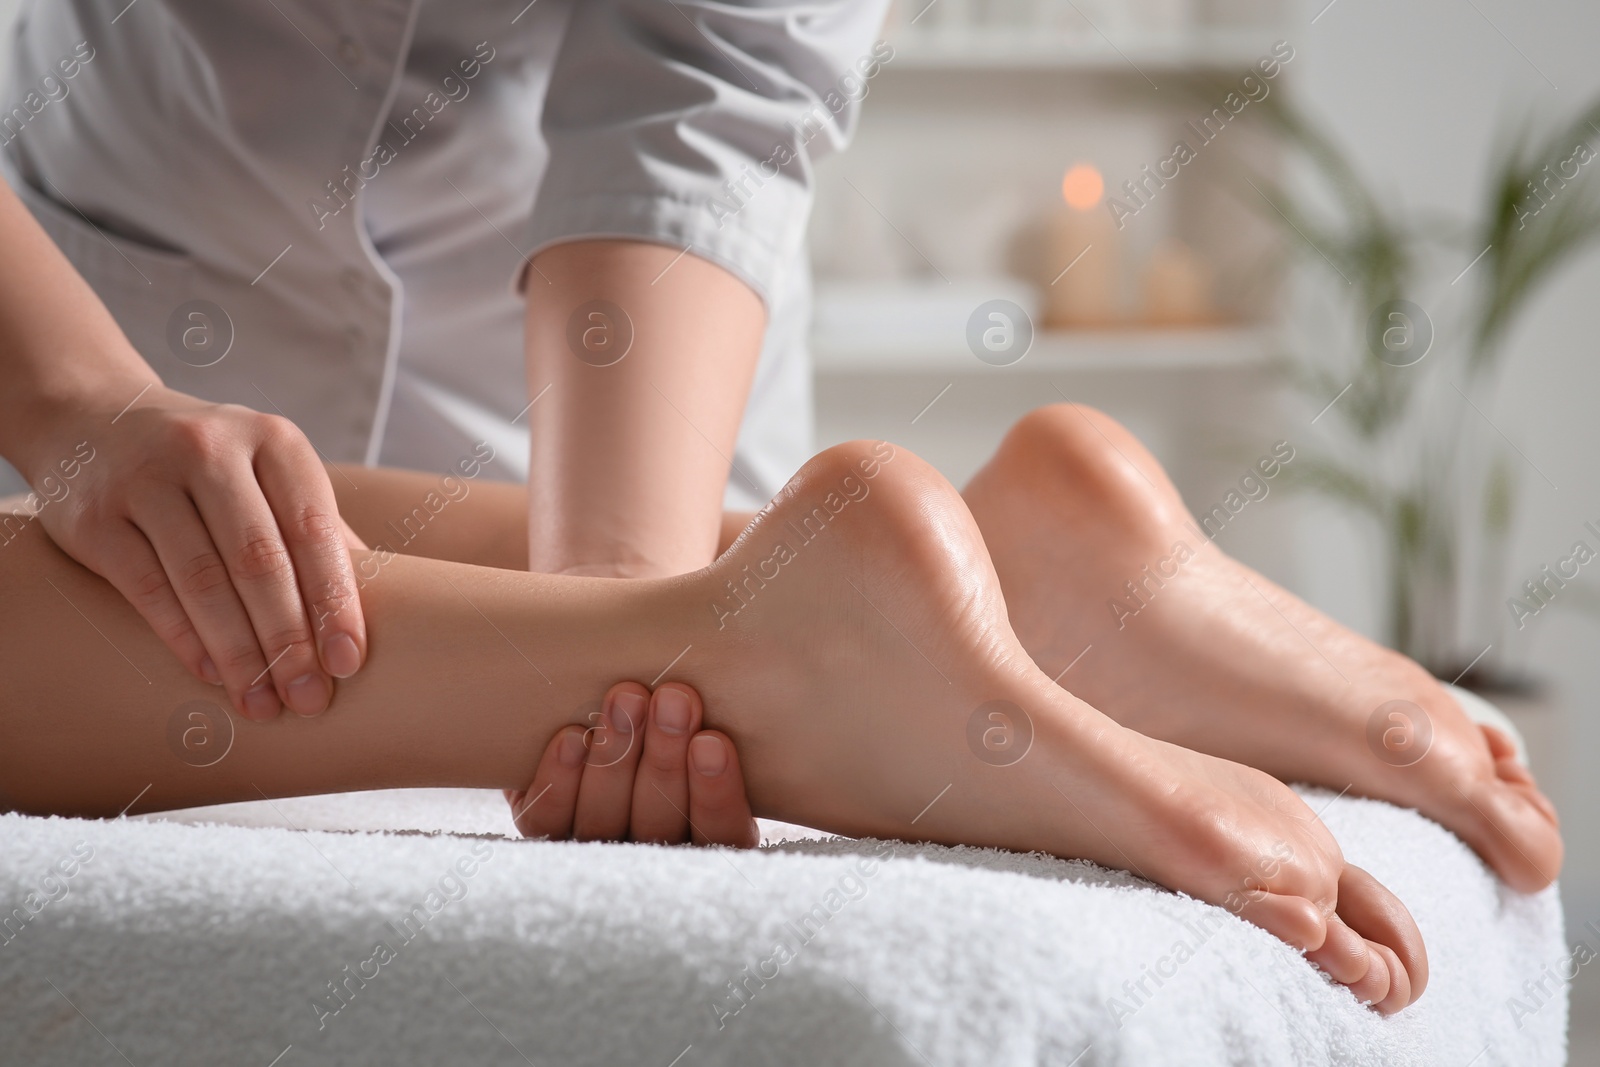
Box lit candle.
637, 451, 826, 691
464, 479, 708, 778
1044, 163, 1121, 329
1141, 239, 1214, 326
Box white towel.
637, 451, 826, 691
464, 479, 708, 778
0, 783, 1566, 1066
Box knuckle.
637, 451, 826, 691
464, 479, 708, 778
307, 578, 358, 633
122, 582, 200, 650
217, 641, 266, 675
282, 505, 341, 547
230, 527, 293, 582
168, 417, 233, 465
255, 412, 303, 449
259, 630, 315, 667
125, 562, 175, 605
160, 617, 202, 651
177, 550, 234, 597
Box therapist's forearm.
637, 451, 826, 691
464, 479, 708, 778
522, 240, 765, 578
0, 178, 155, 476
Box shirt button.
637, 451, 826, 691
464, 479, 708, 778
338, 38, 363, 65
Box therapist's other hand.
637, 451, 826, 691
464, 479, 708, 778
38, 384, 368, 719
507, 681, 759, 847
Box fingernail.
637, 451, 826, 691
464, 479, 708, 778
559, 729, 587, 768
655, 687, 692, 736
324, 633, 361, 679
690, 735, 726, 776
286, 673, 329, 717
608, 691, 644, 735
243, 683, 280, 720
199, 656, 221, 685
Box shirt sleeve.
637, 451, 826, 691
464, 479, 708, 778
521, 0, 892, 306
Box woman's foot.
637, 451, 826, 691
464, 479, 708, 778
963, 404, 1562, 893
680, 440, 1426, 1012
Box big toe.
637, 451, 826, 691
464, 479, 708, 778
1453, 777, 1563, 892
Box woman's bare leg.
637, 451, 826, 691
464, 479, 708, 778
0, 496, 685, 815
3, 441, 1426, 1011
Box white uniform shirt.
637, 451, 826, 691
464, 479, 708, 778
0, 0, 888, 507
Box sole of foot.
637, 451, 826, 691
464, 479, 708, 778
964, 403, 1561, 894
683, 439, 1426, 1012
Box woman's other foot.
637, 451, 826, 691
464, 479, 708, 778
964, 404, 1561, 892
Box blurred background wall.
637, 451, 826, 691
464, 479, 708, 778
1290, 2, 1600, 1055
0, 0, 1594, 1052
1287, 0, 1600, 930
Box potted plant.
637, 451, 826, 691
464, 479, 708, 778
1229, 87, 1600, 776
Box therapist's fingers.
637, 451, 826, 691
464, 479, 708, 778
687, 731, 760, 849
628, 683, 702, 844
189, 449, 331, 719
570, 683, 648, 841
509, 725, 589, 840
253, 423, 367, 682
129, 489, 282, 720
88, 518, 218, 689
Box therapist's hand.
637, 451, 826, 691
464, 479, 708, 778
508, 681, 759, 847
33, 384, 368, 719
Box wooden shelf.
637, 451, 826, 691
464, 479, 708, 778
883, 27, 1285, 73
813, 325, 1277, 375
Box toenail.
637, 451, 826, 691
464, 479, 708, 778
608, 691, 643, 735
655, 688, 692, 736
690, 735, 726, 776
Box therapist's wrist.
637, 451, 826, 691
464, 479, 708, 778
0, 359, 157, 484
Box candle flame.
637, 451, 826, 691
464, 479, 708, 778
1062, 164, 1103, 212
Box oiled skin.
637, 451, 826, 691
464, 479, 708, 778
965, 404, 1561, 894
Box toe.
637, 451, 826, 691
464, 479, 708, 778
1494, 756, 1536, 787
1481, 724, 1540, 789
1369, 942, 1412, 1014
1453, 778, 1564, 892
1479, 723, 1519, 762
1340, 937, 1392, 1009
1306, 914, 1373, 987
1332, 865, 1428, 1001
1234, 891, 1329, 955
